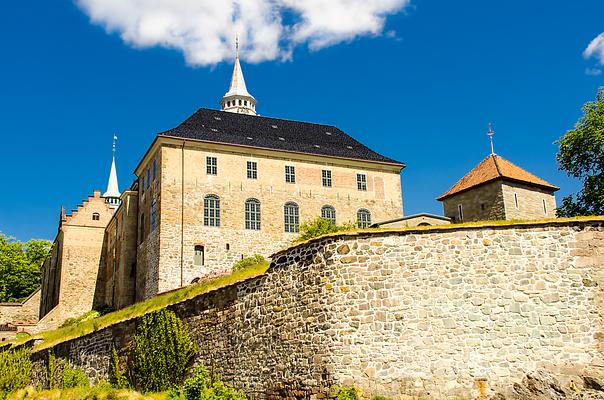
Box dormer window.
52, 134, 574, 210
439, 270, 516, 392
92, 213, 100, 221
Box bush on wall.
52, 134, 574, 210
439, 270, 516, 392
129, 308, 198, 392
0, 347, 32, 399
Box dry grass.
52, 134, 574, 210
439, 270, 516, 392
6, 385, 171, 400
7, 261, 269, 352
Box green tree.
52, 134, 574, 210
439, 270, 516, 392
296, 217, 355, 242
555, 87, 604, 217
0, 233, 51, 302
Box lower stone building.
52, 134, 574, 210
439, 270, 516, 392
437, 153, 559, 223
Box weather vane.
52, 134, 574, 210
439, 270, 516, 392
487, 123, 495, 155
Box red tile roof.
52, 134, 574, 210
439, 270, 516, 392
437, 154, 559, 200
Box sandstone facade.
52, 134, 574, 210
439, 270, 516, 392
22, 218, 604, 400
36, 191, 116, 331
134, 138, 403, 299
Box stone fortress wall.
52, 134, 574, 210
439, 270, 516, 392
19, 218, 604, 399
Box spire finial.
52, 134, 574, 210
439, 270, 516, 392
112, 134, 117, 157
487, 123, 495, 155
235, 34, 239, 59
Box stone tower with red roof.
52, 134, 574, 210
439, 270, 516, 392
437, 154, 559, 223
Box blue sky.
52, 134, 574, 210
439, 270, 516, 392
0, 0, 602, 241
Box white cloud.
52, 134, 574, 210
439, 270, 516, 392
585, 68, 602, 76
75, 0, 410, 66
584, 32, 604, 65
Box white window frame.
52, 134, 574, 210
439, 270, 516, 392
247, 161, 258, 179
357, 173, 367, 191
206, 156, 217, 175
322, 169, 332, 187
285, 165, 296, 183
245, 198, 261, 230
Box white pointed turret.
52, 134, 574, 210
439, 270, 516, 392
103, 135, 121, 208
220, 38, 257, 115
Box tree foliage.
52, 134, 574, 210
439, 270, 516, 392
0, 233, 51, 302
129, 309, 198, 393
555, 87, 604, 217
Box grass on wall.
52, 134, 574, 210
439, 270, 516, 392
7, 260, 270, 352
6, 385, 171, 400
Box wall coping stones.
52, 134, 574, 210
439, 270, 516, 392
270, 216, 604, 258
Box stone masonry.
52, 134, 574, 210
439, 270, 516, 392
21, 218, 604, 399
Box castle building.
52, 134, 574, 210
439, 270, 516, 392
437, 153, 559, 222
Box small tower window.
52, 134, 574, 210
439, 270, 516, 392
194, 245, 204, 266
543, 199, 547, 214
244, 100, 248, 106
92, 213, 100, 221
357, 209, 371, 228
458, 204, 464, 222
147, 167, 151, 188
152, 159, 157, 181
514, 193, 519, 209
238, 99, 242, 106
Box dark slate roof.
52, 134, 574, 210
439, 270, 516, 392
158, 108, 404, 166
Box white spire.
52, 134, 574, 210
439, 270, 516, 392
103, 135, 121, 208
221, 37, 257, 115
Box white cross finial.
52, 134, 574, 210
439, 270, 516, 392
487, 123, 495, 155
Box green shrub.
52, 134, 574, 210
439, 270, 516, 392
371, 396, 393, 400
183, 366, 246, 400
60, 364, 89, 389
334, 387, 359, 400
296, 218, 356, 242
109, 346, 129, 389
0, 347, 32, 398
129, 309, 197, 392
46, 349, 59, 389
231, 255, 265, 272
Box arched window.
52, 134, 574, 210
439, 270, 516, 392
92, 212, 100, 221
245, 198, 261, 230
284, 202, 300, 233
204, 195, 220, 227
321, 205, 336, 225
194, 245, 204, 266
357, 209, 371, 228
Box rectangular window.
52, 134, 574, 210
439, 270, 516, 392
285, 165, 296, 183
247, 161, 257, 179
194, 245, 204, 266
152, 159, 157, 181
514, 193, 519, 209
151, 201, 157, 231
543, 199, 547, 214
458, 204, 464, 222
147, 168, 151, 188
357, 173, 367, 191
245, 199, 261, 230
206, 156, 217, 175
322, 170, 332, 187
141, 176, 145, 193
138, 213, 144, 244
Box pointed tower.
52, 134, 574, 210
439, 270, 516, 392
103, 135, 121, 208
220, 38, 257, 115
